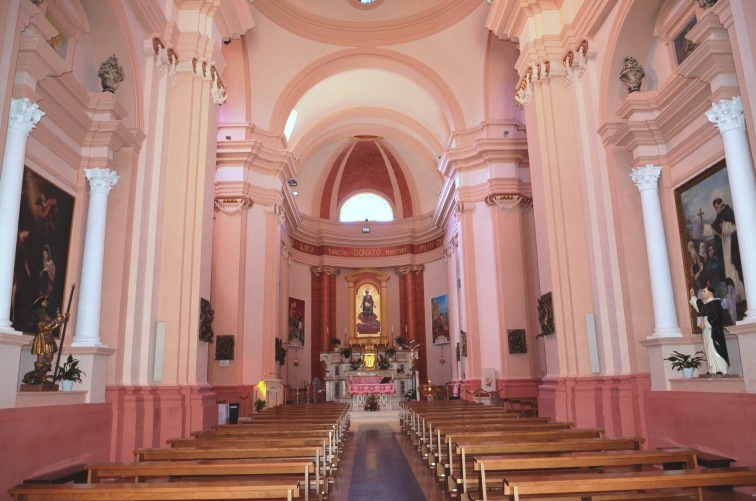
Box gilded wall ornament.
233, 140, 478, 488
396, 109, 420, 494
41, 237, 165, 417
619, 56, 645, 93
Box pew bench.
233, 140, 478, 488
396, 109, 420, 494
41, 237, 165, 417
9, 478, 301, 500
134, 446, 326, 498
22, 464, 87, 484
447, 437, 645, 497
465, 448, 700, 501
492, 466, 756, 501
87, 459, 314, 500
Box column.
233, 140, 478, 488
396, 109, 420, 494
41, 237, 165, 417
630, 165, 682, 337
0, 98, 44, 333
72, 168, 119, 347
706, 97, 756, 322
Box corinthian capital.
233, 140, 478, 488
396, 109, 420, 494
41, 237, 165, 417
394, 265, 412, 276
629, 164, 661, 192
9, 98, 45, 136
706, 97, 745, 134
84, 168, 120, 195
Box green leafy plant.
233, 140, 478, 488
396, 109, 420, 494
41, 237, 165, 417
664, 351, 705, 371
253, 398, 267, 413
404, 389, 416, 401
384, 347, 396, 359
54, 354, 85, 383
330, 338, 342, 349
364, 394, 380, 411
394, 337, 405, 348
275, 337, 287, 366
341, 347, 353, 360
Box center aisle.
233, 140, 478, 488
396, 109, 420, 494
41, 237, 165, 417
329, 421, 445, 501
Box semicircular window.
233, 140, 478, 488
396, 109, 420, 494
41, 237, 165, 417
339, 193, 394, 222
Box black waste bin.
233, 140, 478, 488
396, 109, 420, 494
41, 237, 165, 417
229, 403, 239, 424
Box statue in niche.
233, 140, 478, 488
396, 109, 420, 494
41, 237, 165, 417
98, 54, 125, 93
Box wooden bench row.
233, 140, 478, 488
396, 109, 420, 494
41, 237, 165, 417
10, 402, 350, 501
401, 400, 756, 501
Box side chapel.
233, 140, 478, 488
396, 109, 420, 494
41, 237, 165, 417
0, 0, 755, 493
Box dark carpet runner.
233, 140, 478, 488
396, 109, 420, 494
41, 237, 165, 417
347, 423, 426, 501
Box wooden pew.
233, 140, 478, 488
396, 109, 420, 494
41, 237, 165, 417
87, 458, 313, 501
467, 448, 700, 501
9, 478, 300, 500
448, 437, 645, 497
134, 446, 324, 498
426, 422, 576, 472
496, 466, 756, 501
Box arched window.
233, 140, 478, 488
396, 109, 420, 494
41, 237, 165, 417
339, 193, 394, 222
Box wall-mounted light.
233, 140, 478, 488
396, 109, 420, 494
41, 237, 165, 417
287, 178, 298, 187
214, 197, 253, 215
292, 191, 299, 197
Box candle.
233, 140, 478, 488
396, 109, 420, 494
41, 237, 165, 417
327, 326, 329, 336
405, 325, 408, 334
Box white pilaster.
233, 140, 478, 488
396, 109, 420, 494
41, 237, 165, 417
630, 165, 682, 337
705, 97, 756, 322
0, 98, 44, 333
72, 168, 119, 347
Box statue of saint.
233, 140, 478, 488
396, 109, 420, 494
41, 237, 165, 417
689, 287, 729, 375
22, 295, 68, 385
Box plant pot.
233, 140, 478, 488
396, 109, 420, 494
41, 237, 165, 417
60, 380, 74, 391
682, 367, 696, 379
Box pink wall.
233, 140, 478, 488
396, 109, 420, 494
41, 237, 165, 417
0, 404, 111, 500
644, 390, 756, 465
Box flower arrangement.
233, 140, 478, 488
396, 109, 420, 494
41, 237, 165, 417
364, 394, 380, 411
348, 357, 363, 370
377, 355, 391, 370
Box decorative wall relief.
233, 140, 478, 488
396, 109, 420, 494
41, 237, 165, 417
199, 298, 214, 342
98, 54, 125, 93
507, 329, 527, 354
215, 335, 235, 360
619, 56, 645, 93
537, 292, 555, 337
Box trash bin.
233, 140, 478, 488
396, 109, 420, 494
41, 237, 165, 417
229, 403, 239, 424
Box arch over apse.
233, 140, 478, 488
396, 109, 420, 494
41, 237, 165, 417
269, 48, 467, 139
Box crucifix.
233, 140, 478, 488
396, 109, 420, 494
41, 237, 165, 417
697, 207, 705, 230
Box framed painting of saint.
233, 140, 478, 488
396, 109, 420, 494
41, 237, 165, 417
12, 167, 75, 334
355, 283, 381, 336
287, 297, 305, 347
431, 294, 449, 344
675, 160, 745, 330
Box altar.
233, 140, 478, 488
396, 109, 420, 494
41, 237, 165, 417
319, 348, 415, 407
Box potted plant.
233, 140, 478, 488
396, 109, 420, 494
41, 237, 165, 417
384, 347, 396, 359
394, 337, 405, 349
664, 350, 705, 378
54, 354, 85, 391
253, 398, 267, 413
330, 338, 342, 351
341, 346, 353, 360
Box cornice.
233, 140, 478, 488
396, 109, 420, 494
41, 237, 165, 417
130, 0, 169, 35
214, 0, 256, 39
612, 73, 714, 146
486, 0, 561, 42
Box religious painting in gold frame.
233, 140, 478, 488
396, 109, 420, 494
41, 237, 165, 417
355, 282, 381, 337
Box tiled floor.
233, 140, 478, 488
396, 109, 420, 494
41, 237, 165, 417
328, 419, 755, 501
